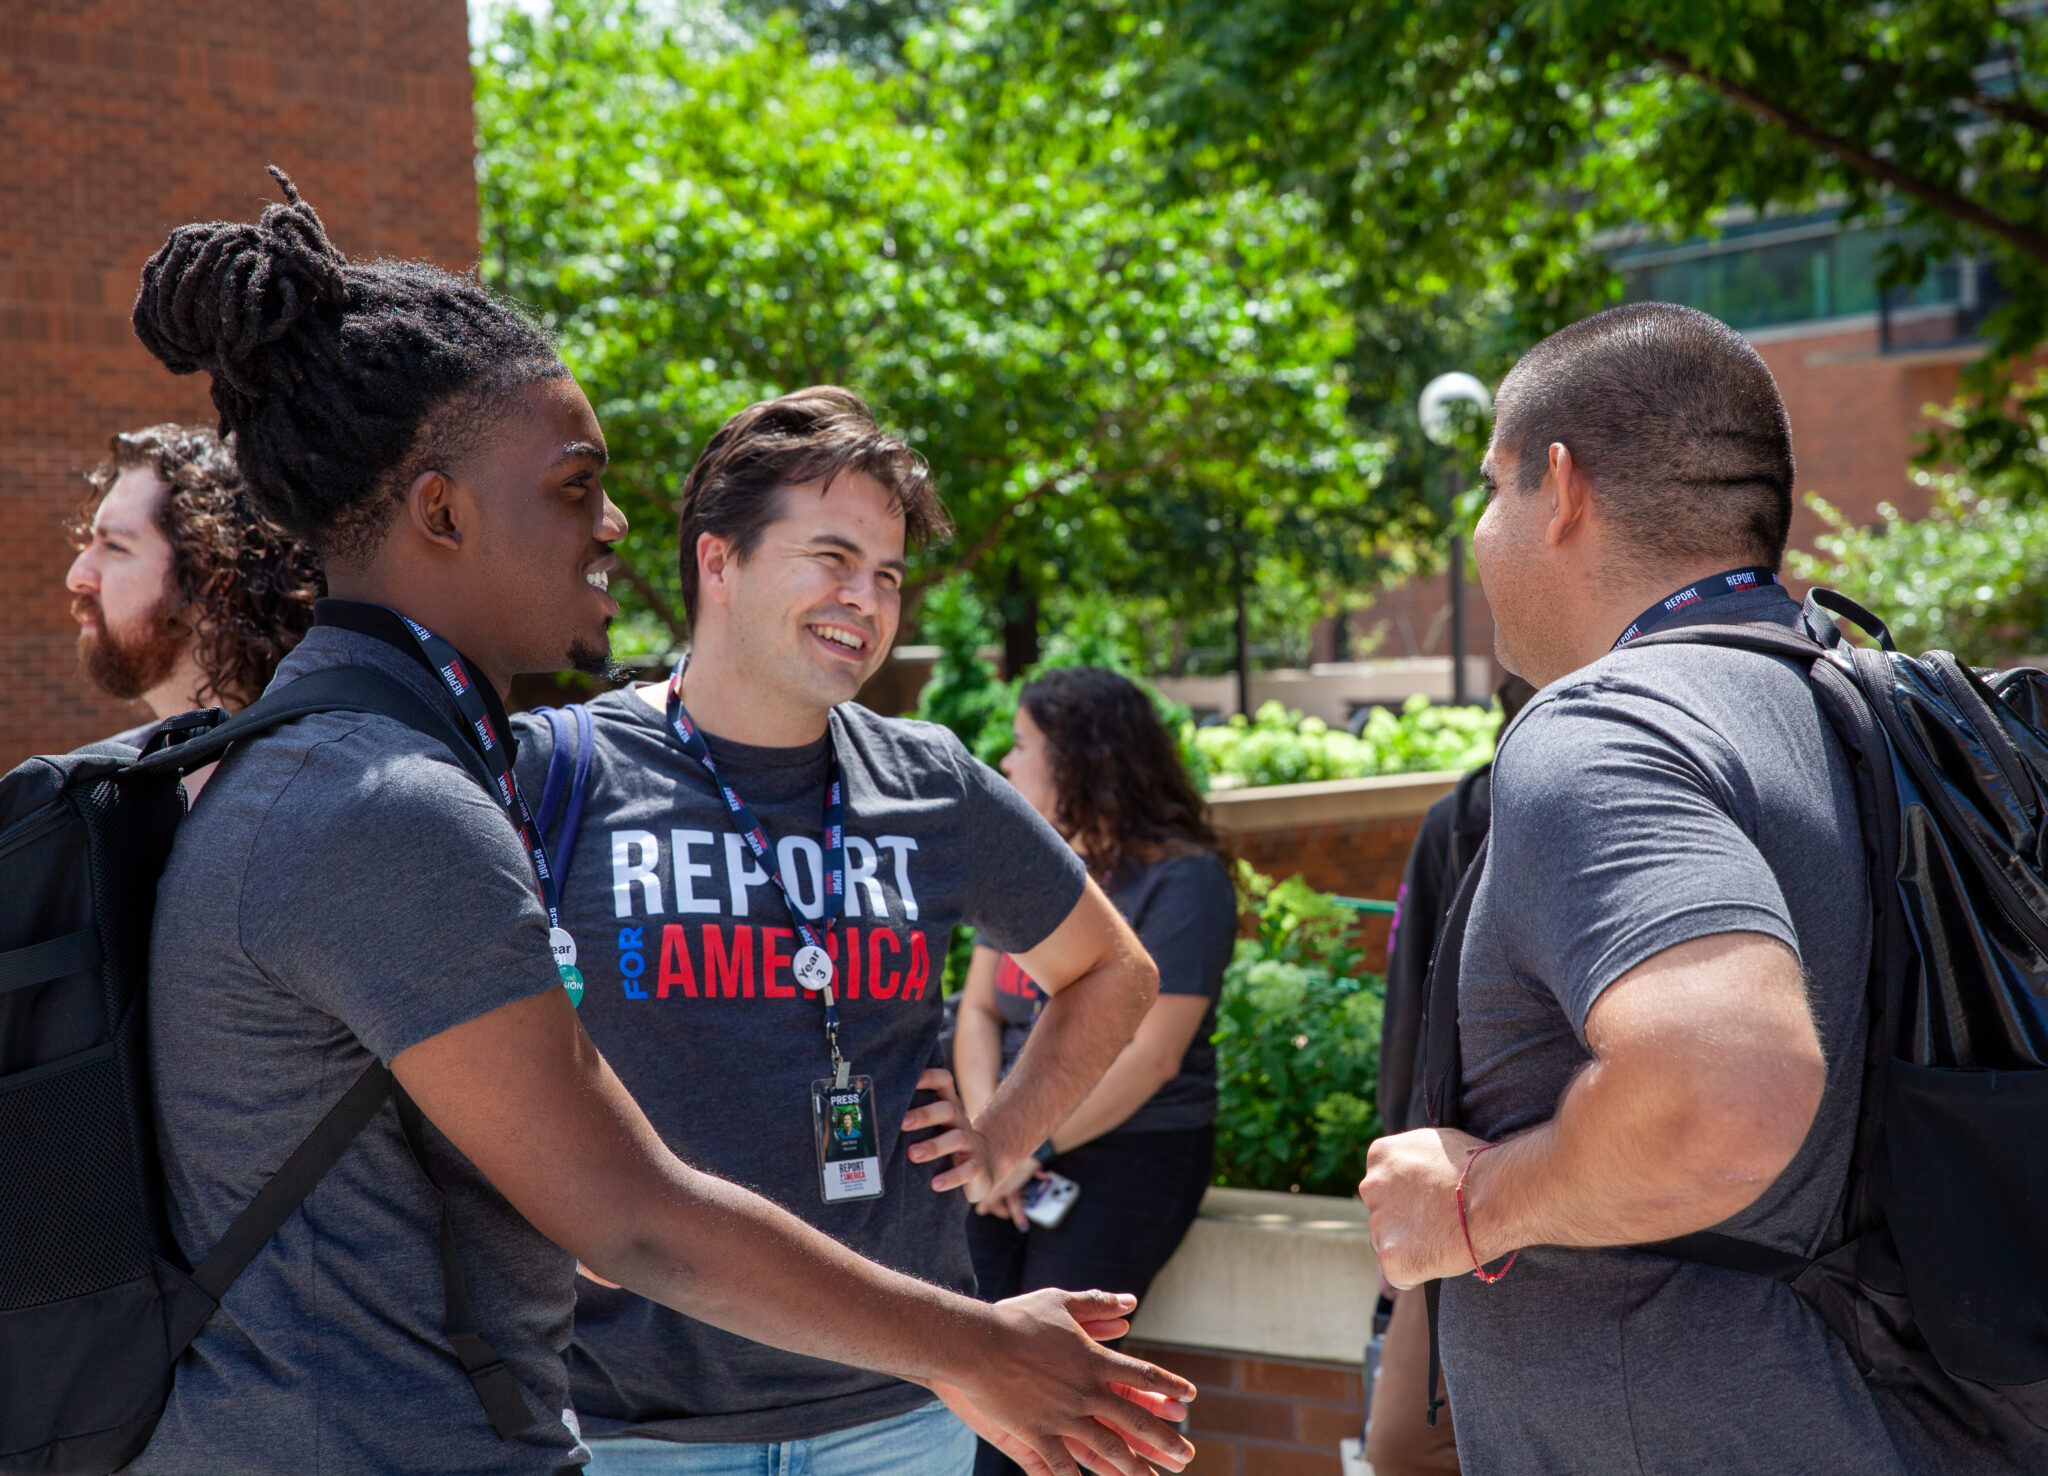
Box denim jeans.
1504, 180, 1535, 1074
582, 1400, 974, 1476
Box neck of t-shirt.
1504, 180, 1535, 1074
632, 676, 832, 758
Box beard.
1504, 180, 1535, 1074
567, 631, 623, 682
74, 591, 189, 701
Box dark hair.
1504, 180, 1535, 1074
1492, 302, 1795, 570
72, 424, 323, 708
676, 387, 949, 623
130, 167, 566, 562
1018, 666, 1221, 878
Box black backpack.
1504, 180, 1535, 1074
1423, 589, 2048, 1450
0, 665, 535, 1474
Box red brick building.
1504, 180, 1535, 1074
1337, 228, 1979, 673
1, 1, 478, 767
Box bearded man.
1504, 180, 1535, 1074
66, 423, 323, 789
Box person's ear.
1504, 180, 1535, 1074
1543, 443, 1594, 550
404, 469, 475, 554
697, 531, 739, 609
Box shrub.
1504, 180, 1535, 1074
1195, 695, 1498, 789
1213, 863, 1383, 1197
1790, 481, 2048, 667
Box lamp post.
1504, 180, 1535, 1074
1418, 372, 1493, 706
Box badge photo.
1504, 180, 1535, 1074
810, 1075, 883, 1203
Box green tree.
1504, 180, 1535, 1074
1793, 480, 2048, 665
475, 0, 1392, 666
1028, 0, 2048, 483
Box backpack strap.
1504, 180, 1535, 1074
186, 1064, 395, 1303
142, 663, 535, 1438
1607, 608, 1912, 1284
1418, 832, 1490, 1428
554, 703, 595, 892
393, 1087, 542, 1438
532, 708, 576, 836
531, 704, 595, 894
124, 664, 496, 797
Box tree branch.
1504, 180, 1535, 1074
611, 549, 691, 649
912, 462, 1080, 598
1646, 46, 2048, 266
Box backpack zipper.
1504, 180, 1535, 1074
1927, 652, 2037, 820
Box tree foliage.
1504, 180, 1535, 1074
1033, 0, 2048, 483
475, 0, 1395, 662
1794, 481, 2048, 666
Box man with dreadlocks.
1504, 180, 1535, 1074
65, 423, 322, 793
123, 171, 1196, 1476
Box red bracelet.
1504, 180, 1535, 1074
1456, 1143, 1518, 1284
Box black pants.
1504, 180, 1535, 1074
966, 1123, 1214, 1476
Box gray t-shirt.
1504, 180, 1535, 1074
1441, 587, 2001, 1474
510, 688, 1087, 1444
994, 849, 1236, 1133
135, 627, 583, 1475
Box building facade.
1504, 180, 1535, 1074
1, 1, 479, 766
1338, 213, 1981, 681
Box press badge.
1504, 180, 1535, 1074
812, 1075, 883, 1203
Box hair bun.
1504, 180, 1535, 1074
132, 166, 348, 400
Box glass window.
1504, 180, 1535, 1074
1617, 224, 1962, 331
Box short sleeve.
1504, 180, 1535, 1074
1489, 685, 1800, 1037
239, 717, 561, 1064
1128, 853, 1237, 999
948, 737, 1088, 956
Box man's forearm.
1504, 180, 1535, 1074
595, 1159, 992, 1385
1465, 1051, 1803, 1260
978, 960, 1153, 1173
952, 1005, 1005, 1122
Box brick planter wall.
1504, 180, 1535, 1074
1208, 772, 1461, 970
1126, 1341, 1363, 1476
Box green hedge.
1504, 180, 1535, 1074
1212, 864, 1383, 1197
1195, 696, 1498, 790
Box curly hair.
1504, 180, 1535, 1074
1018, 666, 1222, 879
73, 424, 324, 709
131, 166, 565, 562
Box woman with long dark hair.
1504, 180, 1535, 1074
954, 667, 1236, 1388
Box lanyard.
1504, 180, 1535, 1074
394, 614, 585, 1005
1611, 567, 1779, 650
662, 655, 851, 1085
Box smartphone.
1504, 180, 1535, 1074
1021, 1171, 1080, 1229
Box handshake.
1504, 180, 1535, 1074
928, 1288, 1197, 1476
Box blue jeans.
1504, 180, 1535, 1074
583, 1400, 974, 1476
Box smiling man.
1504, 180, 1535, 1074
511, 388, 1165, 1474
128, 178, 1191, 1476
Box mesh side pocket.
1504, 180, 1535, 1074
0, 1050, 150, 1310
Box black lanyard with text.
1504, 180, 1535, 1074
662, 655, 851, 1085
395, 613, 585, 1005
1611, 567, 1779, 650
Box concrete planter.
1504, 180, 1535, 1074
1131, 1186, 1378, 1362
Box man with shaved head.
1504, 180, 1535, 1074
1362, 303, 2018, 1473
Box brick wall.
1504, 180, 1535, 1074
1229, 812, 1422, 970
1344, 316, 1971, 673
0, 1, 479, 768
1212, 774, 1456, 971
1127, 1341, 1364, 1476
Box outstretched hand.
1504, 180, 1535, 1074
932, 1288, 1196, 1476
